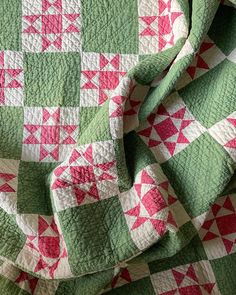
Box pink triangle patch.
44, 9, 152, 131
138, 127, 152, 138
0, 89, 4, 105
227, 118, 236, 128
134, 184, 142, 198
23, 25, 40, 34
202, 231, 218, 241
199, 42, 214, 54
168, 195, 177, 205
159, 181, 169, 191
64, 24, 80, 33
171, 12, 182, 24
212, 203, 221, 216
222, 237, 234, 254
69, 149, 81, 164
110, 106, 123, 118
177, 132, 189, 144
202, 219, 214, 230
38, 216, 49, 235
24, 15, 40, 23
149, 139, 161, 147
140, 16, 157, 26
51, 178, 70, 189
82, 81, 98, 90
140, 27, 157, 37
187, 66, 196, 79
0, 52, 4, 67
83, 145, 93, 164
157, 104, 169, 116
0, 183, 15, 192
150, 219, 166, 235
197, 55, 209, 70
99, 89, 108, 105
23, 134, 40, 144
6, 79, 22, 88
100, 54, 109, 69
0, 173, 16, 182
5, 69, 22, 77
34, 257, 48, 272
110, 55, 120, 70
202, 283, 215, 294
98, 172, 115, 181
225, 138, 236, 148
132, 216, 148, 230
88, 183, 100, 200
171, 107, 186, 119
167, 212, 177, 227
62, 136, 76, 144
141, 170, 155, 184
186, 265, 198, 283
125, 204, 141, 217
61, 125, 77, 134
53, 36, 62, 50
172, 269, 185, 287
64, 13, 80, 22
164, 142, 176, 156
74, 186, 87, 205
223, 197, 235, 212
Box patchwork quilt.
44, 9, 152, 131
0, 0, 235, 294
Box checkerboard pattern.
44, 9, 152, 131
0, 1, 235, 295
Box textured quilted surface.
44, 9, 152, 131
0, 0, 236, 294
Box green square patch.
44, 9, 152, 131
142, 221, 197, 264
114, 138, 132, 192
81, 0, 138, 54
0, 275, 29, 295
105, 277, 155, 295
0, 209, 26, 261
56, 269, 113, 295
78, 101, 112, 144
0, 107, 23, 159
0, 0, 21, 50
179, 59, 236, 128
161, 133, 234, 217
58, 196, 138, 275
210, 253, 236, 295
17, 161, 58, 215
208, 5, 236, 55
149, 234, 207, 274
24, 52, 81, 107
79, 106, 100, 135
124, 131, 157, 183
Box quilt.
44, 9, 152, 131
0, 0, 236, 294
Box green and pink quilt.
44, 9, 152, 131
0, 0, 236, 294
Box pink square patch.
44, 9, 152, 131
99, 71, 120, 89
42, 14, 62, 34
41, 126, 60, 144
70, 166, 96, 184
154, 118, 178, 141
